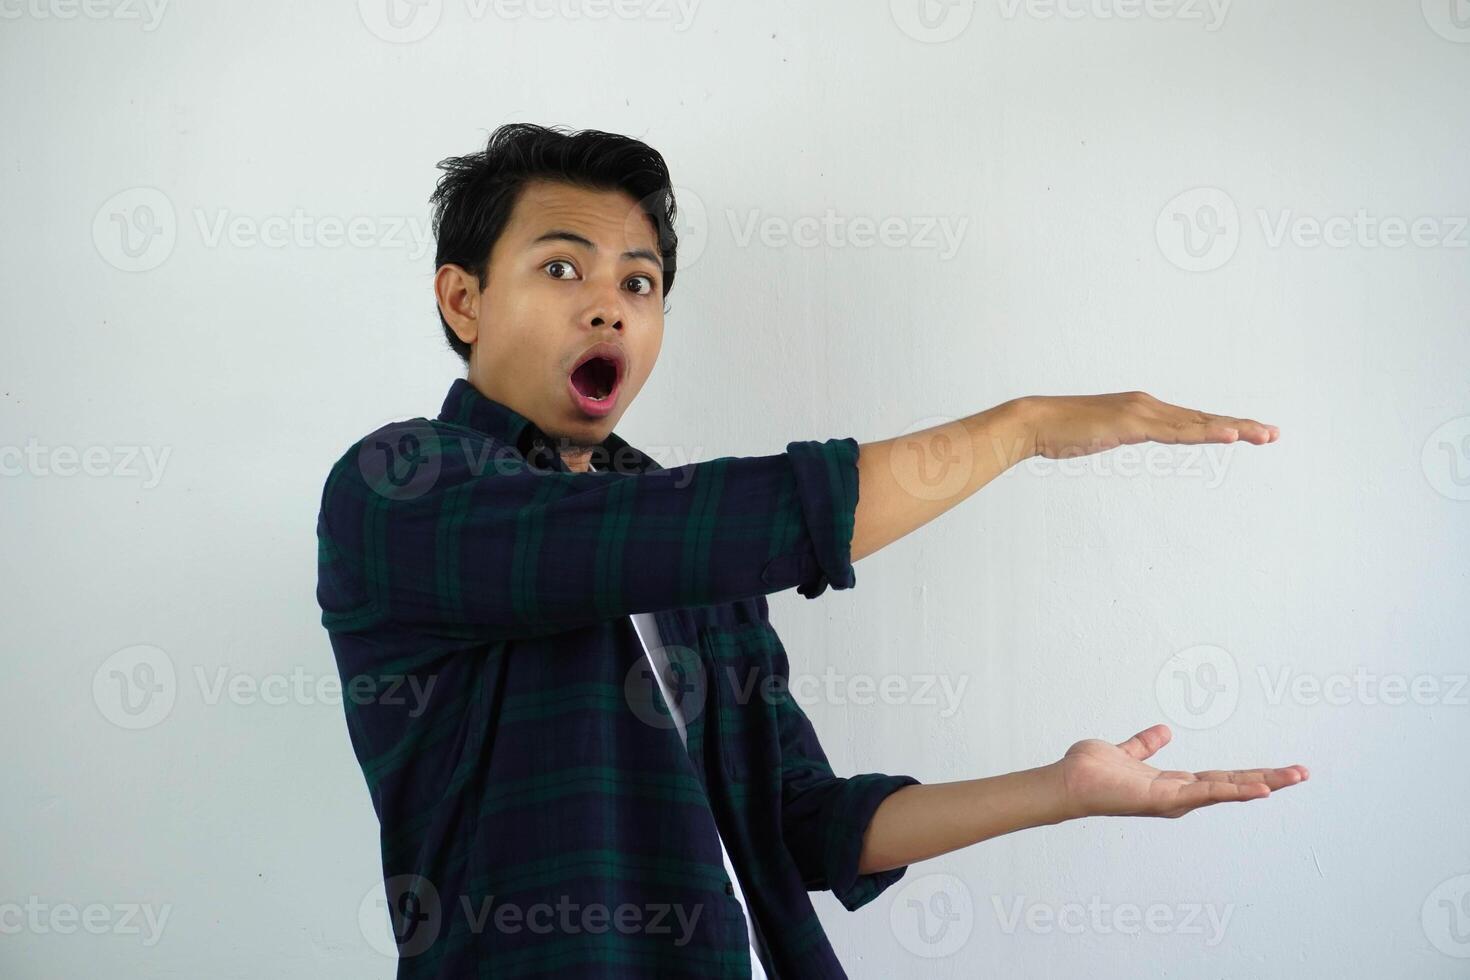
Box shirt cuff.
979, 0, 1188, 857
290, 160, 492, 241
824, 772, 923, 912
781, 437, 861, 600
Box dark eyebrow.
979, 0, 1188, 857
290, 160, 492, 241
530, 230, 661, 267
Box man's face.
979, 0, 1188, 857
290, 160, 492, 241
440, 179, 666, 468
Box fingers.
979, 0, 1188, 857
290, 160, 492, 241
1193, 766, 1310, 790
1172, 411, 1275, 445
1135, 393, 1280, 446
1172, 778, 1272, 812
1208, 414, 1278, 445
1168, 765, 1310, 815
1117, 723, 1171, 761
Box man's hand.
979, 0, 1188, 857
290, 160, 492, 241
1018, 391, 1280, 460
1055, 723, 1309, 820
855, 724, 1310, 874
851, 391, 1279, 564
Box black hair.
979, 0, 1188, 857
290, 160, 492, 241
428, 123, 680, 364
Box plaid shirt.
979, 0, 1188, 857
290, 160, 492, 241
316, 377, 921, 978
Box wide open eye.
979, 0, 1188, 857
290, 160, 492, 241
544, 259, 578, 280
626, 274, 655, 295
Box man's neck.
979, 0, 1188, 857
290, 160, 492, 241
560, 447, 595, 473
463, 373, 601, 473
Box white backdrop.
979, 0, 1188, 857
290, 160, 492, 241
3, 1, 1468, 976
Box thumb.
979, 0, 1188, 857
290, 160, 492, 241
1117, 723, 1171, 761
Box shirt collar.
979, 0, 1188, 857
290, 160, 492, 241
436, 376, 660, 475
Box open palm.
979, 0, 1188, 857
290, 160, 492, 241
1058, 724, 1309, 819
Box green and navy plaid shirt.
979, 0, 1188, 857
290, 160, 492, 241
316, 377, 921, 978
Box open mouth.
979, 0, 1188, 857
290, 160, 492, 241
570, 356, 620, 402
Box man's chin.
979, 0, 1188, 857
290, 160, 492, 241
543, 400, 620, 446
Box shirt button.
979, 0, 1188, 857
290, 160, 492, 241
724, 881, 735, 896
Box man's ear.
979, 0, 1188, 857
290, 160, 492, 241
434, 263, 481, 346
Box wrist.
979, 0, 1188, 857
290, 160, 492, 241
1037, 760, 1083, 824
965, 396, 1038, 473
998, 396, 1039, 463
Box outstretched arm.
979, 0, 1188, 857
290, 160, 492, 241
855, 724, 1309, 875
851, 391, 1280, 563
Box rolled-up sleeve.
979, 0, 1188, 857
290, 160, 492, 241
316, 422, 863, 643
794, 770, 922, 912
772, 437, 861, 600
768, 622, 921, 911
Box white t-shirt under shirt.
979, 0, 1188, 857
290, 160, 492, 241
629, 611, 769, 980
589, 457, 768, 978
